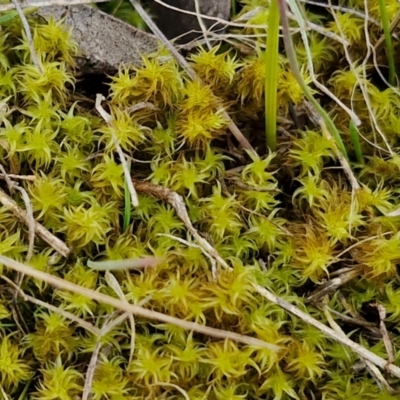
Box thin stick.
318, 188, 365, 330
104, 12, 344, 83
0, 165, 16, 193
0, 165, 35, 262
306, 267, 361, 303
193, 0, 211, 49
105, 271, 136, 363
253, 284, 400, 379
15, 186, 35, 261
375, 304, 395, 365
11, 0, 42, 73
1, 274, 100, 335
288, 0, 361, 125
324, 304, 395, 394
374, 10, 400, 53
158, 233, 217, 279
326, 307, 378, 332
128, 0, 254, 151
0, 255, 279, 351
0, 173, 36, 181
0, 188, 70, 257
82, 312, 124, 400
133, 180, 230, 270
0, 0, 110, 11
82, 339, 102, 400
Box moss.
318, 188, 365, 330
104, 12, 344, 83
0, 1, 400, 398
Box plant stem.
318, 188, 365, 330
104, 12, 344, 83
265, 0, 280, 152
349, 120, 363, 164
277, 0, 348, 160
377, 0, 396, 86
231, 0, 237, 17
123, 174, 131, 232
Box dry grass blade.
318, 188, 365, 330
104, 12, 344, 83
324, 305, 395, 392
375, 304, 395, 365
133, 180, 230, 271
253, 284, 400, 378
81, 339, 102, 400
364, 359, 395, 393
104, 271, 136, 363
306, 267, 361, 303
0, 165, 35, 261
0, 173, 35, 181
288, 0, 361, 125
0, 188, 70, 257
15, 186, 35, 262
0, 254, 279, 351
1, 274, 100, 335
0, 0, 110, 11
11, 0, 42, 73
82, 311, 127, 400
325, 307, 378, 333
128, 0, 254, 151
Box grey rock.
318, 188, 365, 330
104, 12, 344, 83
146, 0, 231, 44
36, 4, 159, 71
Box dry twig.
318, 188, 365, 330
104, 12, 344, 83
82, 339, 102, 400
158, 233, 217, 279
0, 188, 70, 257
1, 274, 100, 335
0, 254, 279, 351
0, 173, 35, 181
306, 267, 361, 303
0, 165, 35, 261
375, 303, 395, 365
325, 307, 378, 333
323, 303, 395, 394
253, 284, 400, 378
11, 0, 42, 73
82, 311, 128, 400
133, 180, 230, 271
15, 186, 35, 262
81, 310, 138, 400
105, 271, 136, 363
193, 0, 211, 49
364, 359, 396, 393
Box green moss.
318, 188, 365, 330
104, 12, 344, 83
0, 1, 400, 398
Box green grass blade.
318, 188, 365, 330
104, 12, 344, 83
265, 0, 280, 152
123, 160, 131, 231
277, 0, 349, 160
231, 0, 237, 17
349, 119, 363, 164
0, 10, 20, 25
0, 7, 36, 25
377, 0, 396, 86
